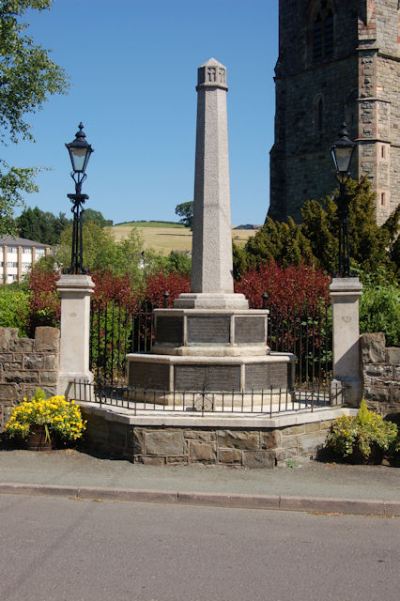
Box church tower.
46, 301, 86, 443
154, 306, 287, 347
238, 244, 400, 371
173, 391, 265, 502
269, 0, 400, 225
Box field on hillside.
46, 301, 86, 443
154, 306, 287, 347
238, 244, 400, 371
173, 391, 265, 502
110, 223, 258, 255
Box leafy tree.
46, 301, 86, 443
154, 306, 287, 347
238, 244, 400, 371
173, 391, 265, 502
0, 0, 68, 235
240, 178, 399, 278
236, 216, 315, 275
175, 201, 193, 228
16, 206, 69, 244
165, 250, 191, 276
0, 283, 30, 335
83, 208, 113, 228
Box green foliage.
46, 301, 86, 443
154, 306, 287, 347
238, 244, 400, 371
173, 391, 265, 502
175, 201, 193, 229
165, 250, 191, 276
0, 162, 38, 235
16, 206, 69, 244
0, 284, 30, 335
243, 178, 399, 278
0, 1, 68, 233
83, 208, 113, 228
56, 222, 146, 286
325, 399, 398, 463
5, 391, 85, 443
360, 282, 400, 346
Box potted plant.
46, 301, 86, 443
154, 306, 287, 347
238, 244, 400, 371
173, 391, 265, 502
5, 388, 86, 450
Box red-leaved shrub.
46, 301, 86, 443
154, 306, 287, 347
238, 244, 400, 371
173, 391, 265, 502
144, 271, 190, 308
91, 272, 139, 311
235, 261, 330, 317
28, 267, 60, 334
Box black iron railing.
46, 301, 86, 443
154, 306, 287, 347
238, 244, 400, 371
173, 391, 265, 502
68, 380, 343, 417
89, 299, 332, 387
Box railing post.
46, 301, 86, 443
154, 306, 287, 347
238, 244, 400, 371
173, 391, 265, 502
56, 274, 95, 396
329, 277, 363, 406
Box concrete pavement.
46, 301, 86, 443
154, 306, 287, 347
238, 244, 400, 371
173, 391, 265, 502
0, 450, 399, 516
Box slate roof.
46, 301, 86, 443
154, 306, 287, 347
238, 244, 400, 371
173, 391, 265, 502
0, 235, 50, 248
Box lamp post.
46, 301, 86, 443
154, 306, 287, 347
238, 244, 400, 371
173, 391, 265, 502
330, 123, 356, 278
65, 123, 94, 274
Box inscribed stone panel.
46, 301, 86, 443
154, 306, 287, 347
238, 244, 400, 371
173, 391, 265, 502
187, 316, 230, 344
245, 363, 290, 391
235, 317, 265, 343
156, 316, 184, 345
175, 365, 240, 391
129, 362, 170, 390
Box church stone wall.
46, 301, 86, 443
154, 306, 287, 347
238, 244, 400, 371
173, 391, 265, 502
270, 0, 400, 225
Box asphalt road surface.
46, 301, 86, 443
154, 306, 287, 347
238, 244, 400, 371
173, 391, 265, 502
0, 494, 399, 601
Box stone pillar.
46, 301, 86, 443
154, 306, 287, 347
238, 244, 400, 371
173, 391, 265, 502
56, 274, 95, 395
330, 277, 363, 406
175, 58, 247, 310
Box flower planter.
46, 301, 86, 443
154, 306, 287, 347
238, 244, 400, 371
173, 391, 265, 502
26, 426, 52, 451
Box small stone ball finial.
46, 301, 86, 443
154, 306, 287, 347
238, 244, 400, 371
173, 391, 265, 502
197, 58, 228, 91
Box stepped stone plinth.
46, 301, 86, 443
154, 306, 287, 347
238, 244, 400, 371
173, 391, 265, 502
127, 59, 295, 404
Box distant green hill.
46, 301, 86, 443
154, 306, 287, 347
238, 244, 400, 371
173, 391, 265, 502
114, 220, 185, 228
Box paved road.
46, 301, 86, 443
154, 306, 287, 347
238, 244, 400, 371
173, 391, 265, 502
0, 495, 399, 601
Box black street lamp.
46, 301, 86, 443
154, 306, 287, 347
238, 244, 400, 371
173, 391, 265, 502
65, 123, 94, 274
330, 123, 356, 278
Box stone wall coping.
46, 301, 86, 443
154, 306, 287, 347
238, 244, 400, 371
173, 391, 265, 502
329, 277, 363, 295
56, 274, 95, 292
126, 352, 295, 365
78, 401, 356, 428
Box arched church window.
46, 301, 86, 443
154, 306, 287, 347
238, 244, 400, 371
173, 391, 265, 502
311, 1, 335, 62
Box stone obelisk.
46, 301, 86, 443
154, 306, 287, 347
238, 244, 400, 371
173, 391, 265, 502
175, 58, 248, 310
127, 59, 294, 404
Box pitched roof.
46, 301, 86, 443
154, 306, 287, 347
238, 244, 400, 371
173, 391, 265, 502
0, 235, 50, 248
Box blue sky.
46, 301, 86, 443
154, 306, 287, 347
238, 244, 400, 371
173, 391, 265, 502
4, 0, 278, 226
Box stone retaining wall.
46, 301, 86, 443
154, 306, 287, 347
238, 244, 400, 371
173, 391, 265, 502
0, 327, 60, 429
361, 333, 400, 415
81, 408, 337, 468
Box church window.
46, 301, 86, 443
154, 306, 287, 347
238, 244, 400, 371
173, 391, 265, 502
311, 1, 335, 62
381, 193, 386, 206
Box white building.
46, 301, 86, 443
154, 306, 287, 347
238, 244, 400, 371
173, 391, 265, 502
0, 236, 51, 284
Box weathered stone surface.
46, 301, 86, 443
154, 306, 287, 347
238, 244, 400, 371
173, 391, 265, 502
39, 371, 58, 385
144, 430, 185, 456
184, 430, 216, 442
189, 441, 216, 462
360, 333, 386, 364
5, 370, 38, 384
242, 450, 275, 469
13, 339, 34, 352
136, 456, 166, 466
0, 328, 18, 351
218, 448, 242, 464
0, 383, 17, 401
261, 431, 282, 449
34, 327, 60, 352
23, 354, 45, 370
304, 422, 322, 433
281, 425, 305, 436
44, 355, 59, 370
386, 347, 400, 366
217, 430, 259, 450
